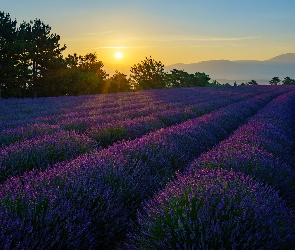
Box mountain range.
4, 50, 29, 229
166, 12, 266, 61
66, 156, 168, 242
165, 53, 295, 85
104, 53, 295, 85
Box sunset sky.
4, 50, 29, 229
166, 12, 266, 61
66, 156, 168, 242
1, 0, 295, 66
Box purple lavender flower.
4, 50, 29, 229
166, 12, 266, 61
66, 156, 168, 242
0, 131, 98, 183
0, 86, 293, 248
128, 168, 295, 249
190, 90, 295, 208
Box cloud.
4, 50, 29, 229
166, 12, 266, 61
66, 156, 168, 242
96, 35, 259, 45
155, 36, 259, 42
96, 46, 156, 49
80, 31, 114, 35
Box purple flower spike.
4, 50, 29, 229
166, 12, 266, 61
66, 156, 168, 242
129, 168, 295, 249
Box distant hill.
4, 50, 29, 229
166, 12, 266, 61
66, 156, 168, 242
103, 53, 295, 84
165, 53, 295, 84
266, 53, 295, 63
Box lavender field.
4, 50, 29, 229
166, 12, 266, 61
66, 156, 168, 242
1, 86, 295, 249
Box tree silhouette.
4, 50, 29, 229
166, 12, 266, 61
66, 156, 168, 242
0, 11, 18, 97
194, 72, 211, 87
167, 69, 211, 88
20, 19, 66, 97
106, 71, 130, 93
167, 69, 191, 88
248, 80, 258, 85
282, 76, 295, 85
130, 56, 167, 90
269, 77, 280, 85
56, 52, 108, 96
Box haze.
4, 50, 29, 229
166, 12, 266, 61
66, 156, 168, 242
1, 0, 295, 65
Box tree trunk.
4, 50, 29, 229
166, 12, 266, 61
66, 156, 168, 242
22, 82, 26, 98
33, 60, 37, 98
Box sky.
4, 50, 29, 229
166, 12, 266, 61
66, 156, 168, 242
1, 0, 295, 66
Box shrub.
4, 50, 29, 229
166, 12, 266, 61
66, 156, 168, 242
0, 123, 61, 147
191, 143, 295, 209
0, 131, 98, 182
0, 166, 141, 249
128, 168, 295, 249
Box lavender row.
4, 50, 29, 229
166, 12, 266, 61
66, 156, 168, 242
0, 95, 92, 130
52, 94, 223, 132
52, 87, 259, 118
0, 123, 62, 147
0, 131, 98, 183
0, 88, 269, 183
0, 92, 156, 130
0, 88, 252, 146
0, 89, 262, 182
128, 168, 294, 249
129, 90, 295, 249
0, 87, 283, 184
0, 88, 272, 131
84, 91, 259, 147
0, 89, 288, 249
34, 87, 259, 132
189, 90, 295, 209
0, 88, 230, 144
0, 87, 276, 147
1, 88, 202, 127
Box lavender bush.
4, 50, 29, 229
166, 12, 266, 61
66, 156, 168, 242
0, 123, 61, 147
0, 131, 98, 183
0, 86, 294, 249
54, 88, 257, 134
128, 168, 295, 249
190, 90, 295, 208
192, 143, 295, 208
85, 89, 260, 148
0, 86, 266, 149
1, 87, 258, 140
0, 166, 140, 249
0, 88, 287, 249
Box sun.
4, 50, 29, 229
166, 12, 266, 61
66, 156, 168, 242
115, 52, 123, 59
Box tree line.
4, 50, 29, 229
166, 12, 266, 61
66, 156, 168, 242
0, 11, 211, 98
1, 11, 294, 98
231, 77, 295, 86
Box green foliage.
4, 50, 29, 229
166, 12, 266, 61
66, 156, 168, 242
194, 72, 211, 86
105, 71, 131, 93
166, 69, 190, 87
0, 11, 19, 98
64, 52, 108, 95
248, 79, 258, 85
130, 169, 294, 249
5, 11, 295, 98
130, 56, 167, 90
18, 19, 66, 97
282, 76, 295, 85
33, 52, 108, 96
0, 13, 66, 98
0, 12, 110, 98
269, 77, 281, 85
166, 69, 211, 87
